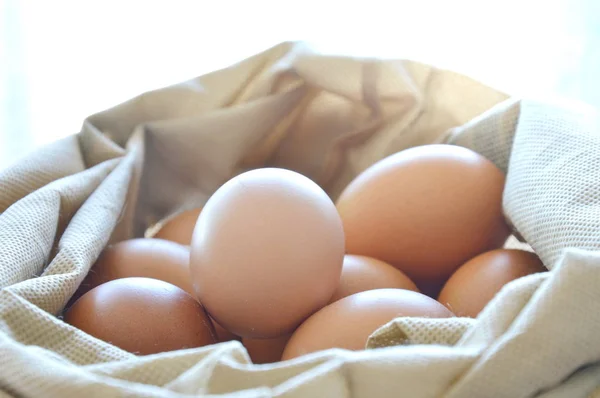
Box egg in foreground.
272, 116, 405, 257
282, 288, 454, 360
64, 277, 217, 355
190, 168, 345, 338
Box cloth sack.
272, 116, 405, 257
1, 41, 599, 398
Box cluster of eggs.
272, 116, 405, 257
63, 145, 546, 362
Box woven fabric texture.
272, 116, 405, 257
1, 42, 599, 398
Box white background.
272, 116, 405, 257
1, 0, 598, 168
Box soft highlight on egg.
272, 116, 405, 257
153, 207, 203, 246
65, 278, 217, 355
329, 255, 419, 303
438, 249, 547, 317
190, 168, 345, 338
282, 288, 454, 360
336, 144, 511, 294
72, 238, 193, 302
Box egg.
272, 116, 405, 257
281, 289, 454, 360
242, 334, 292, 364
190, 168, 345, 338
71, 238, 193, 305
64, 277, 216, 355
329, 255, 419, 303
71, 238, 237, 343
438, 249, 547, 317
336, 144, 511, 293
153, 207, 203, 246
214, 324, 240, 343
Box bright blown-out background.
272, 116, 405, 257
1, 0, 598, 170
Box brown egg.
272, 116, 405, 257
242, 334, 292, 364
336, 144, 511, 291
214, 323, 240, 343
281, 289, 454, 360
64, 278, 217, 355
71, 238, 236, 342
190, 168, 345, 338
438, 249, 547, 317
330, 255, 419, 303
153, 207, 203, 246
75, 238, 194, 300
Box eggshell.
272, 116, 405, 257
330, 255, 419, 303
281, 288, 454, 360
242, 334, 292, 364
438, 249, 547, 317
71, 237, 236, 343
64, 277, 217, 355
190, 168, 345, 338
153, 207, 203, 246
75, 238, 194, 299
336, 144, 511, 292
214, 323, 240, 343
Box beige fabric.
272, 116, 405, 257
367, 317, 476, 349
1, 41, 599, 397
